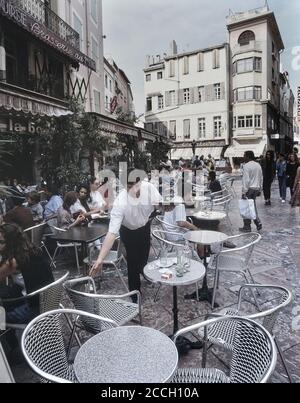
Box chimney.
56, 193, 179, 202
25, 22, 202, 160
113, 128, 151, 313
145, 55, 151, 68
170, 40, 178, 56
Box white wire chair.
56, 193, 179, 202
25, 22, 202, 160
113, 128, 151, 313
171, 315, 277, 383
21, 309, 118, 383
3, 272, 69, 331
83, 236, 129, 292
201, 284, 293, 382
210, 232, 262, 308
63, 277, 141, 351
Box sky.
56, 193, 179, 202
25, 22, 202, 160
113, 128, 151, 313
102, 0, 300, 116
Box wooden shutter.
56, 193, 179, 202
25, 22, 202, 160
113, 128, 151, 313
220, 83, 225, 100
190, 87, 195, 104
178, 89, 184, 105
205, 84, 214, 102
165, 91, 171, 107
197, 52, 204, 71
194, 87, 200, 103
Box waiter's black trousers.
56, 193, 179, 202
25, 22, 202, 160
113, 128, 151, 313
120, 222, 151, 292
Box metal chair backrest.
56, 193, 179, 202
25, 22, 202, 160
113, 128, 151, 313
237, 284, 292, 335
219, 233, 261, 264
151, 229, 186, 248
174, 316, 276, 383
21, 309, 117, 383
24, 222, 47, 248
155, 215, 188, 234
64, 277, 118, 332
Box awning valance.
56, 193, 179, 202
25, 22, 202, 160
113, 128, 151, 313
0, 84, 72, 117
171, 147, 224, 161
225, 142, 266, 158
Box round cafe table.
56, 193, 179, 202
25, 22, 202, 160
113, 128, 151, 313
144, 257, 205, 353
74, 326, 178, 383
184, 230, 228, 307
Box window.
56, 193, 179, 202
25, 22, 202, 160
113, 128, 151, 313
214, 116, 222, 137
91, 0, 98, 24
94, 90, 101, 113
197, 52, 204, 71
238, 116, 245, 128
146, 74, 151, 82
105, 75, 108, 88
91, 37, 99, 63
198, 86, 205, 102
105, 96, 109, 110
109, 80, 112, 92
212, 49, 220, 69
246, 115, 253, 128
233, 117, 236, 129
255, 115, 261, 128
183, 56, 189, 74
158, 95, 164, 110
73, 13, 83, 50
198, 118, 206, 138
157, 71, 163, 80
146, 97, 152, 112
169, 121, 177, 140
234, 86, 262, 102
169, 60, 175, 77
169, 90, 176, 106
183, 88, 190, 104
254, 57, 262, 72
238, 30, 255, 46
214, 83, 221, 100
183, 119, 191, 139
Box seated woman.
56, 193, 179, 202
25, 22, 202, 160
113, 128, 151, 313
0, 223, 54, 324
71, 184, 103, 220
57, 192, 86, 230
27, 191, 44, 223
89, 177, 107, 212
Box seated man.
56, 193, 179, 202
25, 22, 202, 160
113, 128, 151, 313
208, 171, 222, 194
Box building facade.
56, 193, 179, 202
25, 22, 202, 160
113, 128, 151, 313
144, 41, 231, 161
225, 5, 293, 161
104, 57, 134, 118
144, 5, 294, 163
0, 0, 97, 181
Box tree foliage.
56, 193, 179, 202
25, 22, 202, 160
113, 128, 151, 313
146, 139, 171, 168
36, 100, 111, 190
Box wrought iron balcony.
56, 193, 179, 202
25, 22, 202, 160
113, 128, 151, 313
11, 0, 80, 49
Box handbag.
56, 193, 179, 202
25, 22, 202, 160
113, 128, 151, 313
239, 199, 257, 220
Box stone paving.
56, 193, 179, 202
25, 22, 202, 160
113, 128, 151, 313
11, 179, 300, 383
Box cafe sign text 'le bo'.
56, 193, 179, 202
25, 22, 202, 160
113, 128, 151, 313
0, 0, 96, 71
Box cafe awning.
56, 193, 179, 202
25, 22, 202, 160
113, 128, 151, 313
225, 142, 266, 158
171, 147, 224, 161
0, 83, 72, 117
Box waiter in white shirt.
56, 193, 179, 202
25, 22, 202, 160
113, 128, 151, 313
90, 169, 161, 301
240, 151, 263, 233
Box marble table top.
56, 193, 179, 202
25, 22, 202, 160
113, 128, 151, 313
74, 326, 178, 383
144, 257, 205, 287
184, 230, 229, 245
192, 210, 227, 221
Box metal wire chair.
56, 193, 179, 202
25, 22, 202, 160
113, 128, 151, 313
172, 315, 277, 383
21, 309, 117, 383
211, 232, 262, 308
4, 272, 70, 330
64, 277, 142, 347
201, 284, 293, 382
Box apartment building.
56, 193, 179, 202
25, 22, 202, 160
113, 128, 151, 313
225, 5, 290, 160
104, 57, 134, 118
144, 41, 231, 160
0, 0, 98, 180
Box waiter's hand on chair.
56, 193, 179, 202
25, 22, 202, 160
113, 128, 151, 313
89, 260, 103, 278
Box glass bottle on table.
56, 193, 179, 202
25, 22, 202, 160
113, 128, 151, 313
183, 242, 191, 270
160, 246, 168, 267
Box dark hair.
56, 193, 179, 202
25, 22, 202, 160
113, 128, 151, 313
46, 183, 60, 196
0, 223, 37, 266
28, 191, 41, 205
244, 151, 255, 160
209, 171, 216, 181
63, 191, 78, 212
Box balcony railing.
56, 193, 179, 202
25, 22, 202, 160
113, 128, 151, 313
232, 41, 263, 57
12, 0, 80, 49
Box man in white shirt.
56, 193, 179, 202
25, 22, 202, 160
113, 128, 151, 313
90, 171, 162, 301
240, 151, 263, 233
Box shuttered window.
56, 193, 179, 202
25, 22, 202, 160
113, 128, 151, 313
169, 121, 176, 139
183, 56, 189, 75
183, 119, 191, 139
197, 52, 204, 71
169, 60, 175, 77
212, 49, 220, 69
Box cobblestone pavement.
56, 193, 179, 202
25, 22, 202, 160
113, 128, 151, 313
11, 179, 300, 383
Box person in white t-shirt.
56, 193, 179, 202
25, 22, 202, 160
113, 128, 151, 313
88, 177, 107, 211
90, 171, 162, 301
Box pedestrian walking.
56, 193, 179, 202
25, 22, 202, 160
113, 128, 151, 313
261, 150, 276, 206
239, 151, 263, 233
276, 154, 287, 203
